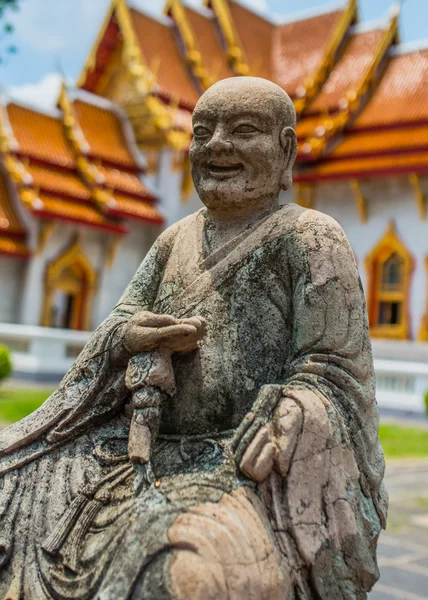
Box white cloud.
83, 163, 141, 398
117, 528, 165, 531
12, 0, 269, 57
244, 0, 269, 10
12, 0, 109, 53
8, 73, 63, 111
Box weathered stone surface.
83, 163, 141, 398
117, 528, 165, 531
0, 77, 387, 599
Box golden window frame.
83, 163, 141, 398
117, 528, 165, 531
365, 221, 414, 340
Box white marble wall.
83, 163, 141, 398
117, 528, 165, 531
304, 175, 428, 340
19, 222, 110, 328
95, 220, 160, 326
3, 166, 427, 343
152, 150, 203, 228
0, 257, 26, 323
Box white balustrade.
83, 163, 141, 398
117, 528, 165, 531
374, 359, 428, 413
0, 323, 91, 381
1, 323, 428, 412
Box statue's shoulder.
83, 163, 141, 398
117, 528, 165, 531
285, 206, 354, 274
155, 209, 204, 250
289, 205, 348, 246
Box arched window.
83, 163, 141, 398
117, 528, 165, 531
365, 222, 413, 339
419, 258, 428, 342
41, 238, 97, 331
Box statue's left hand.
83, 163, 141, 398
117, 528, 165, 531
236, 397, 303, 483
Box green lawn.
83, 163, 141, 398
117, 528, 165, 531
378, 423, 428, 459
0, 388, 52, 424
0, 391, 428, 460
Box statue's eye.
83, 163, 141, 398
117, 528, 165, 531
193, 126, 211, 137
233, 124, 258, 134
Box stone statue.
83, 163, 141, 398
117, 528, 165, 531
0, 77, 387, 600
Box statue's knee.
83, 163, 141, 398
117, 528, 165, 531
169, 549, 227, 600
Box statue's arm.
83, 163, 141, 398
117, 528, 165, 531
236, 211, 385, 513
0, 228, 177, 469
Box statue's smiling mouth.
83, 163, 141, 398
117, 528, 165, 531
207, 163, 244, 177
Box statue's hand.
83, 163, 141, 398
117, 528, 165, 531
237, 398, 303, 483
122, 311, 207, 356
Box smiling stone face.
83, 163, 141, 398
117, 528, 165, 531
190, 77, 297, 216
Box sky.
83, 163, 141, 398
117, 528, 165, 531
0, 0, 426, 110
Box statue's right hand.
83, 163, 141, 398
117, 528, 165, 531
122, 311, 206, 356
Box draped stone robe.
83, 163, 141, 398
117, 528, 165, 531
0, 203, 387, 600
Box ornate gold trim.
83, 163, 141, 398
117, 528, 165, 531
418, 257, 428, 341
165, 0, 214, 90
37, 220, 56, 255
350, 179, 367, 223
106, 233, 125, 268
295, 182, 316, 209
42, 237, 98, 331
294, 0, 358, 116
77, 0, 191, 151
303, 5, 399, 156
0, 101, 17, 154
180, 153, 193, 203
409, 173, 426, 221
3, 155, 32, 186
205, 0, 250, 75
77, 0, 118, 89
365, 220, 414, 340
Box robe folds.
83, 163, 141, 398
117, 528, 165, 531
0, 203, 387, 599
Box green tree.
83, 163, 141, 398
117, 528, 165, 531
0, 0, 20, 63
0, 344, 12, 383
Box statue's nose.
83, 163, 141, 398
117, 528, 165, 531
205, 131, 232, 153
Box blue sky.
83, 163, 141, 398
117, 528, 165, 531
0, 0, 426, 109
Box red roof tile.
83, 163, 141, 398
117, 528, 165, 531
353, 48, 428, 128
27, 163, 91, 200
308, 28, 385, 114
98, 165, 155, 199
184, 5, 233, 81
7, 104, 74, 168
273, 9, 346, 96
73, 100, 137, 168
130, 8, 199, 108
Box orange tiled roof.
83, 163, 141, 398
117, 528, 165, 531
7, 104, 74, 169
130, 8, 199, 108
330, 126, 428, 158
98, 165, 155, 199
0, 235, 29, 258
226, 0, 273, 80
0, 168, 29, 257
307, 28, 385, 114
33, 193, 126, 233
184, 5, 233, 81
296, 151, 428, 181
108, 194, 164, 224
352, 48, 428, 128
0, 167, 25, 233
296, 115, 324, 140
73, 100, 137, 168
273, 9, 346, 97
26, 163, 91, 201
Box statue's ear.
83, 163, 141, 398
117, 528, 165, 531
280, 126, 298, 191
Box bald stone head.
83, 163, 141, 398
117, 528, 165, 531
190, 77, 297, 216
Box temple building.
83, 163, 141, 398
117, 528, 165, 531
1, 0, 428, 347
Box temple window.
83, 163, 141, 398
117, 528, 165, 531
41, 239, 97, 331
365, 222, 413, 339
419, 258, 428, 342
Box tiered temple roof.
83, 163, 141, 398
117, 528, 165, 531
297, 43, 428, 181
76, 0, 426, 187
0, 86, 163, 257
2, 0, 427, 258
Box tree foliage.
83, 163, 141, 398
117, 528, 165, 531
0, 0, 20, 63
0, 344, 12, 382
